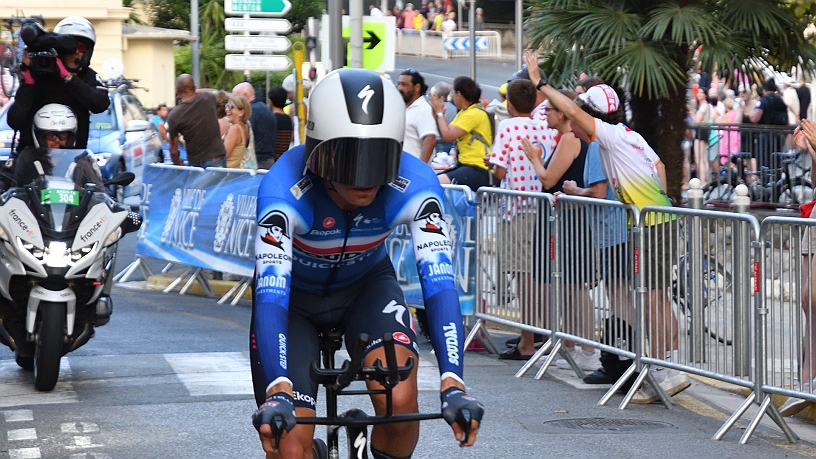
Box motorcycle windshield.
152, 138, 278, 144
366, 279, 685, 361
30, 149, 104, 233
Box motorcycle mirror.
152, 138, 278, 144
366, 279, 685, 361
105, 171, 135, 187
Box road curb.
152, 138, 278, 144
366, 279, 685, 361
145, 273, 252, 301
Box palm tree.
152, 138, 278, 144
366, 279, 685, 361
524, 0, 816, 202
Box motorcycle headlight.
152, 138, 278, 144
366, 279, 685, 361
0, 226, 7, 241
43, 241, 70, 268
22, 241, 45, 262
70, 242, 97, 263
104, 228, 122, 247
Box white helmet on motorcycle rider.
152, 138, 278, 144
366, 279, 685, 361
304, 68, 405, 187
32, 103, 77, 149
53, 16, 96, 72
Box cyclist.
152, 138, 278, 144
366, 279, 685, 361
7, 16, 108, 152
251, 68, 484, 459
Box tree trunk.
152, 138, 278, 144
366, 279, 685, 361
657, 90, 687, 204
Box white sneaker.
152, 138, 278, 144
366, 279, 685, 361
779, 382, 816, 417
631, 370, 691, 404
556, 349, 601, 371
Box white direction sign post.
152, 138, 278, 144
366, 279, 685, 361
225, 54, 292, 71
225, 18, 291, 33
225, 35, 291, 52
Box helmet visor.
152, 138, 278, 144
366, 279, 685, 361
306, 137, 402, 187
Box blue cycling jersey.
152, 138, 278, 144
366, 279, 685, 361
254, 145, 465, 390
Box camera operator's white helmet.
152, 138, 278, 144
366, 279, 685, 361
32, 103, 77, 148
54, 16, 96, 69
304, 68, 404, 187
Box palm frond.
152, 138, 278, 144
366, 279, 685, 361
641, 2, 725, 46
594, 40, 687, 98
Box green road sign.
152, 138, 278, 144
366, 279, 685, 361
342, 21, 386, 71
225, 0, 291, 17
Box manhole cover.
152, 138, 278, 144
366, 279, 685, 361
543, 418, 674, 432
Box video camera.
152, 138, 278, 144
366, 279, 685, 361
19, 21, 77, 76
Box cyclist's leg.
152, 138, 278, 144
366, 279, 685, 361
344, 261, 420, 458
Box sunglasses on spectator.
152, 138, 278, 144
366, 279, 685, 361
225, 103, 236, 109
44, 132, 69, 141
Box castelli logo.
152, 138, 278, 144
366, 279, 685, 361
323, 217, 335, 228
393, 332, 410, 344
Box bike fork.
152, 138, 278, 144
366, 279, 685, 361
344, 409, 369, 459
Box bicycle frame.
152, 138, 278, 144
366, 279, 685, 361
295, 332, 443, 459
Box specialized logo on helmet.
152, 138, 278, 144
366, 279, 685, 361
414, 198, 446, 237
258, 210, 289, 250
358, 85, 375, 115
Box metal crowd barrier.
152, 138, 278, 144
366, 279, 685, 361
472, 185, 816, 443
394, 29, 503, 59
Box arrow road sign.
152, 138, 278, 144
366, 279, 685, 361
225, 18, 291, 33
443, 37, 488, 51
225, 35, 291, 52
363, 30, 381, 50
225, 54, 291, 71
225, 0, 291, 17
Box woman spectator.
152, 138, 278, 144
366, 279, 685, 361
223, 95, 252, 168
692, 88, 713, 183
216, 90, 231, 137
430, 76, 493, 191
715, 96, 741, 170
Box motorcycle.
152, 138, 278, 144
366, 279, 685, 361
0, 148, 141, 391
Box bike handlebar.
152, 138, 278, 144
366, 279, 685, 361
333, 333, 369, 390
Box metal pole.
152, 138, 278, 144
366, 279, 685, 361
328, 0, 343, 70
191, 0, 200, 87
515, 0, 523, 70
243, 13, 250, 82
732, 184, 751, 376
350, 0, 364, 68
468, 0, 476, 80
457, 0, 463, 32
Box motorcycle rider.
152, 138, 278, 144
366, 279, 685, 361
11, 103, 105, 189
7, 16, 109, 153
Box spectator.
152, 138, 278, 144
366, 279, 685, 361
369, 4, 384, 16
402, 3, 417, 30
706, 88, 724, 177
216, 90, 231, 137
392, 6, 404, 28
430, 76, 493, 191
431, 7, 444, 32
267, 87, 294, 161
223, 95, 252, 169
782, 78, 801, 125
782, 119, 816, 416
430, 81, 457, 158
151, 103, 170, 162
715, 96, 741, 169
524, 50, 688, 404
233, 82, 278, 170
798, 74, 812, 121
692, 88, 713, 183
512, 64, 558, 160
474, 7, 484, 31
750, 79, 789, 175
575, 76, 604, 95
441, 11, 457, 32
515, 89, 606, 370
397, 69, 437, 163
166, 74, 226, 167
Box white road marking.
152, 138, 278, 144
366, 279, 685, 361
61, 422, 100, 434
70, 454, 111, 459
0, 360, 77, 408
163, 352, 254, 396
7, 428, 37, 441
3, 409, 33, 422
9, 448, 41, 459
64, 436, 105, 450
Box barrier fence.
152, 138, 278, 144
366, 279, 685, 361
394, 29, 502, 59
472, 186, 816, 444
117, 165, 816, 444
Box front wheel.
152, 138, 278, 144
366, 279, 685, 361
312, 438, 328, 459
34, 302, 66, 391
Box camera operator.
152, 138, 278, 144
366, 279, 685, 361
7, 16, 109, 153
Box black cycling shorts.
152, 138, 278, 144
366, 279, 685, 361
250, 258, 419, 409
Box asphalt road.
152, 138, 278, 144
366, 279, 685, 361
2, 232, 816, 458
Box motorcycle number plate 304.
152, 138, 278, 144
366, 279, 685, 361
41, 189, 79, 206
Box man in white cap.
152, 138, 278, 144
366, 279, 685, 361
523, 50, 688, 405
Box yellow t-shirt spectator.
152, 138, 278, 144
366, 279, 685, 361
451, 103, 492, 170
413, 13, 426, 30
433, 13, 444, 31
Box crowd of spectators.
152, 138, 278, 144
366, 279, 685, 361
383, 0, 462, 33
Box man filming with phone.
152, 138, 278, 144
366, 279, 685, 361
7, 16, 109, 153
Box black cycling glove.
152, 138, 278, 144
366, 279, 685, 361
440, 387, 484, 431
252, 392, 297, 434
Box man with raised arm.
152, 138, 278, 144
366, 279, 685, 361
251, 68, 483, 459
